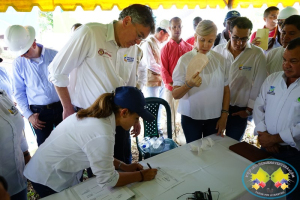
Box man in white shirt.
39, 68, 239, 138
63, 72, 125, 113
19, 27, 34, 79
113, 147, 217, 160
267, 15, 300, 74
253, 37, 300, 199
213, 17, 267, 141
48, 4, 155, 164
140, 19, 170, 132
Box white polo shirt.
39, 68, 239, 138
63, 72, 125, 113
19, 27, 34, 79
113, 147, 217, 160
213, 42, 267, 109
48, 22, 139, 109
24, 113, 119, 192
253, 72, 300, 150
173, 49, 229, 120
0, 90, 28, 196
266, 46, 284, 75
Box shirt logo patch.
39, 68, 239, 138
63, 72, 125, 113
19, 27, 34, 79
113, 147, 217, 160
8, 105, 18, 115
124, 54, 134, 62
267, 86, 275, 95
297, 97, 300, 103
239, 65, 252, 71
98, 48, 112, 57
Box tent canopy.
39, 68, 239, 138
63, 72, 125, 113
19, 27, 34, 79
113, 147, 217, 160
0, 0, 297, 12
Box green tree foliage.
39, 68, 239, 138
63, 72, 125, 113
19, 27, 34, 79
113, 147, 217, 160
39, 11, 53, 32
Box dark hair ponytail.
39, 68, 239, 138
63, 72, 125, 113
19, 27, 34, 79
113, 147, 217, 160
77, 93, 120, 119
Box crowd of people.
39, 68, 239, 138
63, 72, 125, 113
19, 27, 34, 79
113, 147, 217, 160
0, 4, 300, 200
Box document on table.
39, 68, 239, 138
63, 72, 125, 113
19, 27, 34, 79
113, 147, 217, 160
72, 178, 135, 200
132, 167, 184, 200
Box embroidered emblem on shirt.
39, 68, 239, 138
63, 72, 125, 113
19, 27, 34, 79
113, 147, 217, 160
123, 54, 134, 62
239, 65, 252, 71
267, 86, 275, 95
98, 48, 112, 57
8, 106, 18, 115
297, 97, 300, 103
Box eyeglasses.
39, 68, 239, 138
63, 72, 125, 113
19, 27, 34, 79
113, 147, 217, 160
231, 36, 249, 43
133, 24, 144, 42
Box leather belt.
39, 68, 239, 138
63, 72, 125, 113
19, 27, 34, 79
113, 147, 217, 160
30, 101, 61, 110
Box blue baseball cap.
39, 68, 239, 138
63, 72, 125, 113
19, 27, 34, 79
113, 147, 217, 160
114, 86, 155, 122
224, 10, 241, 23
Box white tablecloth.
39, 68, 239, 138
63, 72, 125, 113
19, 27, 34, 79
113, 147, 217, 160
42, 135, 285, 200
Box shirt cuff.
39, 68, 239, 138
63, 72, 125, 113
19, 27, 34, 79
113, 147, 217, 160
97, 170, 119, 188
173, 80, 185, 87
278, 128, 298, 150
247, 99, 255, 109
48, 74, 70, 87
23, 109, 34, 119
254, 121, 267, 136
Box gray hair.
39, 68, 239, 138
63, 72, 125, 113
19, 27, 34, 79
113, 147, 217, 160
118, 4, 156, 34
195, 20, 217, 36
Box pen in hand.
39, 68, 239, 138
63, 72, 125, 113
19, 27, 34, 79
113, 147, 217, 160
147, 163, 152, 169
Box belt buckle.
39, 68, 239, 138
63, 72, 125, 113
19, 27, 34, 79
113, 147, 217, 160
46, 104, 52, 109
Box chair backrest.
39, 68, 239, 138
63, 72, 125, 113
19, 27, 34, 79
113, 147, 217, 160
143, 97, 172, 139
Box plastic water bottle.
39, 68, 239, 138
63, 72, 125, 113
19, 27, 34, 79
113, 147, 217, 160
150, 133, 165, 153
139, 137, 151, 153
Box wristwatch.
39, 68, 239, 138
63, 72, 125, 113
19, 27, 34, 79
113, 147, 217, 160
221, 110, 229, 115
245, 109, 252, 116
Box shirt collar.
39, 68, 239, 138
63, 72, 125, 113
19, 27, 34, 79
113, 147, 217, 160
106, 21, 118, 46
30, 43, 44, 63
170, 38, 182, 44
282, 73, 300, 85
38, 43, 45, 57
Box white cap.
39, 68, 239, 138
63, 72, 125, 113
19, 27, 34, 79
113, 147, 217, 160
4, 25, 35, 57
157, 19, 170, 35
278, 6, 299, 20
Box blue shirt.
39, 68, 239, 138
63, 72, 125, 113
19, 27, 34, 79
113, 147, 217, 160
0, 66, 13, 100
12, 44, 59, 119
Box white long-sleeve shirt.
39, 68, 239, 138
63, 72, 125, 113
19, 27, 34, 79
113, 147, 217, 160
213, 42, 267, 108
48, 22, 139, 109
253, 72, 300, 150
173, 49, 229, 120
266, 46, 284, 75
0, 90, 28, 196
24, 113, 119, 192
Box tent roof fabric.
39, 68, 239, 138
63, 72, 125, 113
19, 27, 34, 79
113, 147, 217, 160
0, 0, 297, 12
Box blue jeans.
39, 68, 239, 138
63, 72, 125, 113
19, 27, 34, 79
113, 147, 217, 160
30, 102, 63, 146
114, 126, 132, 164
226, 106, 248, 141
181, 115, 219, 143
11, 188, 27, 200
144, 85, 165, 130
31, 181, 57, 198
